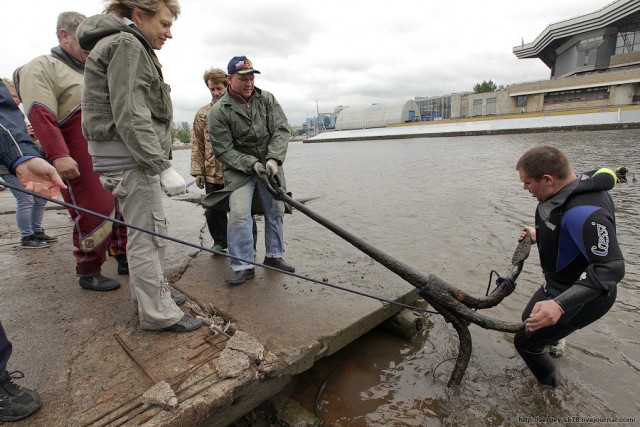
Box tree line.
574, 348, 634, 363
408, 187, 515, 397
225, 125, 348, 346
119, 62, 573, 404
171, 80, 506, 142
473, 79, 505, 93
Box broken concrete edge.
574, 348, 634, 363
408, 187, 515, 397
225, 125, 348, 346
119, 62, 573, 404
217, 348, 251, 379
139, 369, 259, 427
141, 216, 425, 426
89, 303, 417, 426
169, 264, 423, 377
136, 330, 272, 423
142, 381, 178, 410
226, 331, 265, 361
200, 375, 292, 427
136, 293, 425, 426
140, 372, 299, 427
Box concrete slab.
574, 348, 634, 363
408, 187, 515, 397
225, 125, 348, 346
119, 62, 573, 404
0, 187, 417, 426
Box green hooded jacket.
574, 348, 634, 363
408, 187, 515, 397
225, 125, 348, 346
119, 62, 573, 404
203, 87, 290, 212
77, 14, 173, 175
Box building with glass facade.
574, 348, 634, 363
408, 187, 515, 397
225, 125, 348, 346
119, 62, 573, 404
335, 0, 639, 130
508, 0, 640, 114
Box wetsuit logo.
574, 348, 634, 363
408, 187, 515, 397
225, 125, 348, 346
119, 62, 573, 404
590, 222, 609, 256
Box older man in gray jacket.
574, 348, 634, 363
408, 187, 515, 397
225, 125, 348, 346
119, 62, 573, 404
206, 56, 294, 285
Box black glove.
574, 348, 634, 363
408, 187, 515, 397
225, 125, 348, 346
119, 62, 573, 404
615, 166, 628, 184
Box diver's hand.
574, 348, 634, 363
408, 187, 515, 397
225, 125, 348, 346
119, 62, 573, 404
519, 226, 536, 243
525, 300, 563, 332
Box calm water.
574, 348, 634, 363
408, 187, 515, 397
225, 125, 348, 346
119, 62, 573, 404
173, 129, 639, 426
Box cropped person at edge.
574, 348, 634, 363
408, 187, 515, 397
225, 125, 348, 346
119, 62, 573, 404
0, 78, 67, 422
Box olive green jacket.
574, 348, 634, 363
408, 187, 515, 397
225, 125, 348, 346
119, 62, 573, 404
77, 14, 173, 175
203, 87, 290, 212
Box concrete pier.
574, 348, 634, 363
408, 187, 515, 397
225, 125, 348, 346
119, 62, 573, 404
0, 185, 418, 426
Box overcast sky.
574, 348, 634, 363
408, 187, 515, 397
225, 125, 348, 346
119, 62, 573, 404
2, 0, 611, 126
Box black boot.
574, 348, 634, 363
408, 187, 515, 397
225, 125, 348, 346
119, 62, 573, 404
0, 371, 42, 422
79, 274, 121, 291
263, 257, 295, 272
225, 269, 255, 285
115, 255, 129, 275
514, 330, 558, 387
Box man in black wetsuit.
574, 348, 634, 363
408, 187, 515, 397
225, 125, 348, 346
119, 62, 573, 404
514, 145, 625, 387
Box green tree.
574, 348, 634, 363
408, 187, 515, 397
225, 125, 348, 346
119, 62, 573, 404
473, 79, 498, 93
171, 121, 179, 141
172, 121, 191, 144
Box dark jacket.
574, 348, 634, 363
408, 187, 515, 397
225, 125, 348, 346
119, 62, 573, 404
0, 81, 42, 172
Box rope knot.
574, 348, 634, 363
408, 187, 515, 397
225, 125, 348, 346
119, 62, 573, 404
495, 276, 516, 293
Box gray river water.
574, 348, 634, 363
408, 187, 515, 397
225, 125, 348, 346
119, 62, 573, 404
173, 129, 639, 426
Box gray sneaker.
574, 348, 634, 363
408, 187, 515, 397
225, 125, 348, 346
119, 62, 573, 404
20, 235, 49, 249
162, 315, 203, 332
172, 293, 188, 305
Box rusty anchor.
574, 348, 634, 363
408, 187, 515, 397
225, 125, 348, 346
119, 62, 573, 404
261, 174, 530, 387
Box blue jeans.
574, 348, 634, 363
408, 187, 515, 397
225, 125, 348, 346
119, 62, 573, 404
228, 175, 285, 271
205, 182, 258, 249
1, 174, 46, 238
